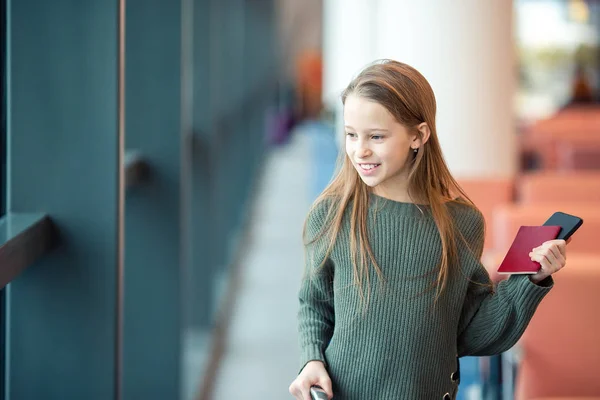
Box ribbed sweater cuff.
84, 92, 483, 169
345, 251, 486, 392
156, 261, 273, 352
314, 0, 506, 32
299, 344, 326, 373
510, 274, 553, 306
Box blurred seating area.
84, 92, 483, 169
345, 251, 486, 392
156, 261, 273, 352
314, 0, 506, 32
460, 103, 600, 399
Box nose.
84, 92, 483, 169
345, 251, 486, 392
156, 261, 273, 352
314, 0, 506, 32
356, 142, 372, 159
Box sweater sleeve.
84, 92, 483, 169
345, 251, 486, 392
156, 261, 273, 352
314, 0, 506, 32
456, 210, 553, 357
297, 203, 335, 371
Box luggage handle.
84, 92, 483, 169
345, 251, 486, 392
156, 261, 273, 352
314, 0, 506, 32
310, 386, 328, 400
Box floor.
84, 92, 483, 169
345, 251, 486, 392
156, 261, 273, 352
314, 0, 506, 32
211, 128, 312, 399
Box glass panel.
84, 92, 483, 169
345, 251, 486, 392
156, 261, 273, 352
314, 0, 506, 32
0, 0, 7, 395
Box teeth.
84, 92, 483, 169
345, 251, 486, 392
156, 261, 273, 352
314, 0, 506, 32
361, 164, 379, 170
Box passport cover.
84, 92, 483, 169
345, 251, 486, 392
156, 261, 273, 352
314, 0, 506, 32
497, 225, 561, 275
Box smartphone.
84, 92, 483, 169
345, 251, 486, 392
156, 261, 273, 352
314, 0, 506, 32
543, 211, 584, 241
310, 386, 329, 400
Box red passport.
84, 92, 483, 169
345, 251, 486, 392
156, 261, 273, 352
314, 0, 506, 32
497, 225, 561, 275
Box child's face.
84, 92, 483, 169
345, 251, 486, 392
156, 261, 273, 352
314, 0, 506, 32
344, 94, 417, 193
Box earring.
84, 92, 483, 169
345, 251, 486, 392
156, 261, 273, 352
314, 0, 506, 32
413, 148, 418, 153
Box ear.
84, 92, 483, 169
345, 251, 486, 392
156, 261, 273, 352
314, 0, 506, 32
412, 122, 431, 149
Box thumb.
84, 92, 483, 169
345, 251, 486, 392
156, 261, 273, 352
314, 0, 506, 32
318, 377, 334, 399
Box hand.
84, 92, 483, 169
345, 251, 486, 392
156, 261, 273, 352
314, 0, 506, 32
289, 361, 333, 399
528, 238, 570, 284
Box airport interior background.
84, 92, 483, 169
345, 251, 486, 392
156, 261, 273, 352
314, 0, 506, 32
1, 0, 599, 399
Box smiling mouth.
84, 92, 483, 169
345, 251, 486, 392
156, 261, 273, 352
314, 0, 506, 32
357, 163, 381, 174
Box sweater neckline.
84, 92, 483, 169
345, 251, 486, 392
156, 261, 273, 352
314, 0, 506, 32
369, 193, 431, 216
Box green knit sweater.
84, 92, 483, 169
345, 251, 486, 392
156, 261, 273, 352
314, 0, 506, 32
298, 194, 553, 400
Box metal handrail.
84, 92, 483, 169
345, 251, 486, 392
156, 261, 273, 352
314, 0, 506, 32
125, 150, 150, 188
0, 150, 148, 290
0, 213, 57, 289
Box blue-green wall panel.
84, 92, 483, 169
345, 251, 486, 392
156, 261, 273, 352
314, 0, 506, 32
7, 1, 119, 399
209, 0, 247, 276
124, 0, 183, 398
1, 0, 7, 394
191, 0, 213, 329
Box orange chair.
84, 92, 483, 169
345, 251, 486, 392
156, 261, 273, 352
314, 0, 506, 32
520, 107, 600, 170
517, 172, 600, 204
457, 177, 514, 251
556, 139, 600, 171
514, 254, 600, 399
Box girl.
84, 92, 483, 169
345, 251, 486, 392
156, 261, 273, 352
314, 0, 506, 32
288, 60, 568, 400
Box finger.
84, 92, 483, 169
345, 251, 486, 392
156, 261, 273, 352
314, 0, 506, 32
319, 378, 334, 399
543, 239, 567, 257
293, 385, 309, 400
531, 253, 553, 274
301, 380, 315, 400
555, 239, 567, 258
532, 244, 562, 269
289, 383, 302, 400
552, 248, 566, 269
530, 253, 545, 270
543, 246, 559, 267
545, 243, 562, 261
543, 244, 567, 270
530, 250, 554, 267
290, 381, 310, 400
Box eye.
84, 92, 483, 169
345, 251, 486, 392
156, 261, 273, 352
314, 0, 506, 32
371, 135, 384, 140
345, 132, 357, 138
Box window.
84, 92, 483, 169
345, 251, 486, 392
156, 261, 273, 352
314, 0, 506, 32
515, 0, 600, 120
